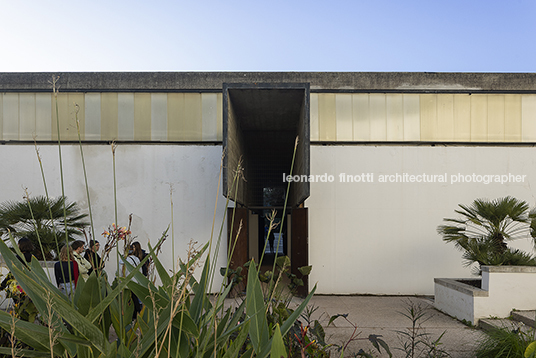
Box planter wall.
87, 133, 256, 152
434, 265, 536, 324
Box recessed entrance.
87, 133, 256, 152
223, 83, 310, 295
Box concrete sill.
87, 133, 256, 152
434, 278, 487, 297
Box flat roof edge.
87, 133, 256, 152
1, 72, 536, 92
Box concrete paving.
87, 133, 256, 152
289, 295, 485, 358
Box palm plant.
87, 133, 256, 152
437, 196, 536, 271
0, 196, 88, 260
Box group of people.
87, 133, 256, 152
53, 239, 148, 318
53, 239, 105, 296
1, 237, 148, 323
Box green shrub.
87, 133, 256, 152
476, 325, 535, 358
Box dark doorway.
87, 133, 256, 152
223, 83, 310, 295
257, 208, 288, 264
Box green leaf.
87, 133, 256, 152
223, 321, 251, 358
0, 347, 51, 357
246, 259, 270, 353
368, 334, 392, 357
275, 255, 290, 268
298, 265, 312, 276
328, 313, 348, 326
270, 324, 287, 358
258, 284, 317, 358
0, 310, 60, 353
75, 272, 102, 316
172, 309, 199, 337
525, 341, 536, 358
190, 258, 211, 323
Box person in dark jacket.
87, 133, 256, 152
54, 245, 79, 297
84, 240, 104, 275
131, 241, 149, 276
16, 237, 34, 266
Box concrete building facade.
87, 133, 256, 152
1, 72, 536, 294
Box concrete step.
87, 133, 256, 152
478, 318, 523, 332
479, 310, 536, 333
511, 310, 536, 328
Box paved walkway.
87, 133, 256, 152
291, 295, 485, 358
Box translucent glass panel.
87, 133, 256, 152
0, 92, 222, 142
311, 93, 527, 142
1, 92, 532, 143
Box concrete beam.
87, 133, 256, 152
1, 72, 536, 92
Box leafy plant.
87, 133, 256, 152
476, 324, 535, 358
437, 196, 536, 272
396, 300, 449, 358
0, 196, 88, 260
0, 229, 317, 357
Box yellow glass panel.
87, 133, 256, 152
134, 93, 151, 141
369, 94, 386, 141
318, 94, 336, 141
504, 95, 521, 142
522, 95, 536, 142
310, 93, 319, 141
2, 93, 18, 140
335, 94, 352, 141
68, 93, 85, 140
101, 93, 118, 141
52, 93, 71, 141
436, 94, 454, 141
84, 93, 101, 140
353, 94, 370, 141
403, 94, 420, 141
487, 95, 505, 142
151, 93, 167, 141
0, 94, 3, 139
216, 93, 223, 141
386, 94, 404, 141
35, 93, 52, 140
166, 93, 202, 141
420, 94, 437, 141
19, 93, 36, 141
182, 93, 202, 141
118, 93, 134, 140
202, 93, 218, 141
453, 95, 471, 141
470, 95, 487, 141
167, 93, 182, 141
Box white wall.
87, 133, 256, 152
2, 143, 536, 296
308, 145, 536, 295
0, 144, 228, 290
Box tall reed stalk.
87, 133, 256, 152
267, 136, 299, 302
32, 139, 64, 282
75, 104, 96, 243
22, 189, 49, 279
50, 76, 74, 305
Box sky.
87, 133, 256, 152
1, 0, 535, 73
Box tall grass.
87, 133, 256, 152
476, 325, 535, 358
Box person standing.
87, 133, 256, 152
54, 245, 79, 297
119, 243, 143, 319
71, 240, 93, 281
131, 241, 149, 276
84, 240, 104, 275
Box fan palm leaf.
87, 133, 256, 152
438, 196, 536, 269
0, 196, 88, 259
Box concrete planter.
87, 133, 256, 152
434, 266, 536, 325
